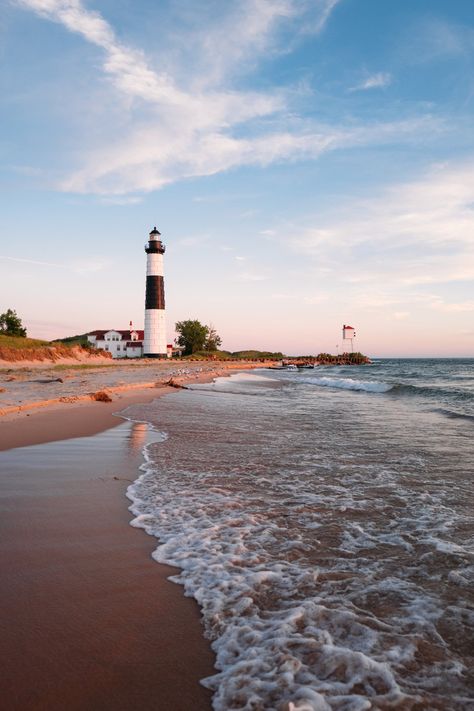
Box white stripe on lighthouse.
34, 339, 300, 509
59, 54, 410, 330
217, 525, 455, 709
146, 252, 163, 277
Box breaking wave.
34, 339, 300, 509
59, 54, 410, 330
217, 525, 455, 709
300, 376, 393, 393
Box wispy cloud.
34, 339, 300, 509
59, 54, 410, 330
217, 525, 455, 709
430, 298, 474, 313
15, 0, 438, 196
402, 18, 474, 64
299, 0, 341, 35
350, 72, 392, 92
0, 254, 64, 269
98, 195, 143, 205
0, 254, 105, 274
279, 161, 474, 311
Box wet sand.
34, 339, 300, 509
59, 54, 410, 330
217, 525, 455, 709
0, 360, 274, 449
0, 385, 169, 451
0, 384, 217, 710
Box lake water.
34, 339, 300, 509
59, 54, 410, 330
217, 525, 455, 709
125, 359, 474, 710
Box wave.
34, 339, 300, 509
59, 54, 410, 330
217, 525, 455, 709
301, 376, 393, 393
430, 408, 474, 422
299, 376, 474, 411
215, 372, 276, 384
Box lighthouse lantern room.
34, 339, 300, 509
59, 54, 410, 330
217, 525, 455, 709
143, 226, 167, 357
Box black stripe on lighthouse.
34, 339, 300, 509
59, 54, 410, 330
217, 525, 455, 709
145, 275, 165, 309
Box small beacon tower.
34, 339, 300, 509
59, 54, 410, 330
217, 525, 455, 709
144, 226, 167, 357
342, 324, 356, 353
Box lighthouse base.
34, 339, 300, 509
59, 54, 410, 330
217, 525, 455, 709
143, 308, 167, 357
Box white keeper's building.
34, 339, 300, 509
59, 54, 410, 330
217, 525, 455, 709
87, 325, 177, 359
87, 326, 146, 358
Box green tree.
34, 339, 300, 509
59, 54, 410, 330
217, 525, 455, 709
204, 324, 222, 351
0, 309, 27, 337
175, 319, 209, 355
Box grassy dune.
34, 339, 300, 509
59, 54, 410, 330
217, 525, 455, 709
0, 335, 50, 349
0, 335, 111, 364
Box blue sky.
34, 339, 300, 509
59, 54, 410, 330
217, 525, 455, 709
1, 0, 474, 355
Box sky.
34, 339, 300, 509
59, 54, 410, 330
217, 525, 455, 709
1, 0, 474, 356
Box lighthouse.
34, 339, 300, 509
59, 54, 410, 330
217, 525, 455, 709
143, 226, 167, 357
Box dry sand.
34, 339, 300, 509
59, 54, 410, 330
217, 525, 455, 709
0, 362, 273, 710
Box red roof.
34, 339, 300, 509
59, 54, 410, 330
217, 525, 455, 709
88, 329, 144, 340
343, 325, 355, 330
126, 341, 143, 348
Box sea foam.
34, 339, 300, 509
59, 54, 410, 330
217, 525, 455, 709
127, 444, 471, 709
302, 377, 392, 393
127, 456, 409, 711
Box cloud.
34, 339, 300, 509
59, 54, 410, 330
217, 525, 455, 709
299, 0, 341, 35
0, 254, 105, 274
0, 254, 64, 269
59, 112, 438, 196
430, 299, 474, 313
99, 195, 143, 205
181, 0, 298, 86
15, 0, 438, 196
350, 72, 392, 92
403, 18, 474, 64
280, 161, 474, 308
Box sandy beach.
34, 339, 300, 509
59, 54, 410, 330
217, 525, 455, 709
0, 360, 274, 710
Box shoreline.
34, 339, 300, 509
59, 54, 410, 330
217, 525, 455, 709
0, 364, 271, 710
0, 361, 273, 451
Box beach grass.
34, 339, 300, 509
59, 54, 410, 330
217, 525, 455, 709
0, 335, 51, 349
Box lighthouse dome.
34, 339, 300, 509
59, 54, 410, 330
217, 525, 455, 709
145, 226, 165, 254
149, 226, 161, 239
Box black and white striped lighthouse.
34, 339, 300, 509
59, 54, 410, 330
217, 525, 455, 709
143, 226, 167, 357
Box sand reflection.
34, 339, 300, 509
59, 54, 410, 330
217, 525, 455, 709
127, 422, 148, 453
